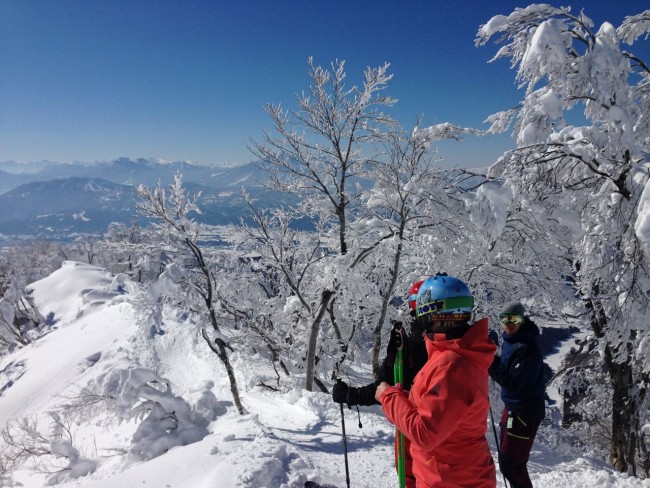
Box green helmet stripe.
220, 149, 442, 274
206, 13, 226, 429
417, 296, 474, 316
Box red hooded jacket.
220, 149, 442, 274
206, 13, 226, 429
379, 318, 497, 487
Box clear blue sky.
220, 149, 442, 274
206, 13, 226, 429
1, 1, 648, 168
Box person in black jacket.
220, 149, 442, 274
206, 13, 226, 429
489, 301, 545, 488
332, 281, 428, 406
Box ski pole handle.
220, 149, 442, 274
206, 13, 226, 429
391, 320, 404, 350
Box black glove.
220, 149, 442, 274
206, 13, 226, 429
386, 321, 405, 360
332, 380, 375, 407
332, 380, 350, 404
488, 329, 500, 347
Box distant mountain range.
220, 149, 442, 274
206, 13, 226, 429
0, 158, 264, 193
0, 158, 485, 243
0, 158, 295, 241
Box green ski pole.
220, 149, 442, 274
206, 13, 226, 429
393, 323, 406, 488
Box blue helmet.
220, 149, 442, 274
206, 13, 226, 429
416, 273, 474, 318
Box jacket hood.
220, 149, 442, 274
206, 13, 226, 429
426, 317, 496, 370
502, 317, 539, 344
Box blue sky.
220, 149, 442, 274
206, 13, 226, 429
1, 1, 648, 168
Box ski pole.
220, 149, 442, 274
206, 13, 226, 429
489, 402, 508, 488
339, 402, 351, 488
393, 323, 406, 488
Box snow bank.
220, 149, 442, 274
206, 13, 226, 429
28, 261, 123, 324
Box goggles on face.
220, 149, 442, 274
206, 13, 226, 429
417, 296, 474, 317
424, 312, 472, 335
499, 313, 524, 326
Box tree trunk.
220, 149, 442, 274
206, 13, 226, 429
205, 304, 246, 415
372, 240, 403, 379
202, 329, 246, 415
585, 288, 640, 474
607, 353, 634, 473
305, 289, 334, 391
329, 299, 351, 380
338, 206, 347, 256
191, 238, 246, 415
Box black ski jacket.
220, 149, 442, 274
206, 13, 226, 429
488, 318, 546, 419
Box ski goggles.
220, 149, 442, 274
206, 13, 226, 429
417, 296, 474, 316
499, 313, 524, 325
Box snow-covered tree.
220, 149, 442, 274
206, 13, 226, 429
251, 57, 397, 257
0, 299, 30, 349
0, 242, 64, 352
100, 222, 161, 282
0, 414, 95, 485
476, 4, 650, 474
248, 58, 489, 390
90, 367, 215, 462
46, 412, 97, 484
231, 197, 334, 390
250, 58, 398, 391
137, 174, 245, 414
463, 173, 579, 323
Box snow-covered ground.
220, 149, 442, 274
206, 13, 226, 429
0, 262, 647, 487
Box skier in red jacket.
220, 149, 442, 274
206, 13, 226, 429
375, 273, 497, 487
